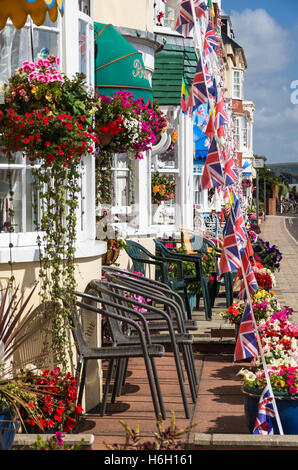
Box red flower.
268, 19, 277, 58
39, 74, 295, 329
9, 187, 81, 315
54, 414, 63, 423
75, 404, 83, 415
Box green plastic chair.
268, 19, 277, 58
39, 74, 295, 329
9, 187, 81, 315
189, 233, 236, 308
124, 240, 195, 320
153, 238, 212, 321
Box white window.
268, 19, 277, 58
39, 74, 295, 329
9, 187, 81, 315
232, 70, 243, 100
154, 0, 177, 30
78, 2, 94, 86
242, 116, 248, 149
0, 153, 89, 247
78, 0, 91, 16
234, 115, 241, 151
111, 153, 135, 225
150, 128, 178, 227
0, 17, 60, 85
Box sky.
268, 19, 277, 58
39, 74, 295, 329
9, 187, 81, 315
221, 0, 298, 164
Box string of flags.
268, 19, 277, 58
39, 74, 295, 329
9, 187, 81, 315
170, 0, 283, 435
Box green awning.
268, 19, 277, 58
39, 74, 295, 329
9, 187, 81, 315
94, 22, 153, 103
152, 43, 197, 106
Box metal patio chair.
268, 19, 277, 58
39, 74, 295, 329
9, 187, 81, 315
68, 296, 165, 419
81, 279, 197, 417
102, 265, 199, 334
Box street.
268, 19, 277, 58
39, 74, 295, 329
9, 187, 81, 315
285, 216, 298, 243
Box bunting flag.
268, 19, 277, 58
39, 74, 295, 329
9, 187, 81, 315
234, 301, 258, 361
218, 213, 242, 275
215, 96, 228, 133
181, 76, 190, 113
204, 24, 218, 56
238, 248, 258, 300
253, 385, 275, 435
196, 1, 208, 18
187, 56, 208, 114
200, 136, 224, 190
207, 0, 215, 17
175, 0, 194, 37
203, 62, 216, 97
223, 150, 238, 187
230, 194, 247, 246
175, 0, 206, 38
205, 111, 215, 140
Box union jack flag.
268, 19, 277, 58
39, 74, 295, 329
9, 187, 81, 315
253, 385, 275, 435
223, 150, 238, 187
218, 214, 242, 275
203, 63, 216, 97
230, 195, 247, 246
205, 112, 215, 140
238, 248, 258, 300
215, 97, 228, 131
175, 0, 194, 37
175, 0, 206, 38
200, 137, 224, 190
204, 24, 218, 55
234, 301, 258, 361
187, 57, 208, 114
195, 1, 208, 18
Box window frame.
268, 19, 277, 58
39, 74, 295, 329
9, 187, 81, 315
78, 7, 94, 86
232, 69, 243, 100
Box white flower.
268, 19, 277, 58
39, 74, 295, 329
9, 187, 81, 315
237, 368, 256, 382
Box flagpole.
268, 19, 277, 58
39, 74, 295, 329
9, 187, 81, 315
230, 196, 284, 435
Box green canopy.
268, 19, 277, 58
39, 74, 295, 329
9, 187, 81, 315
94, 22, 153, 103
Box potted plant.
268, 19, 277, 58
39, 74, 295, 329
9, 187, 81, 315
152, 173, 176, 206
0, 283, 53, 449
219, 288, 285, 339
253, 237, 283, 273
252, 266, 276, 291
19, 366, 82, 434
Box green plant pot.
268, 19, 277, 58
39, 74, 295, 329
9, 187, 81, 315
0, 407, 18, 450
244, 388, 298, 434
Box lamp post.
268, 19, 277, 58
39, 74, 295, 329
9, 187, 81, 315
253, 158, 264, 223
264, 178, 266, 221
256, 170, 259, 222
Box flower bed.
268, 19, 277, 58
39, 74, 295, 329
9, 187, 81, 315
235, 238, 298, 401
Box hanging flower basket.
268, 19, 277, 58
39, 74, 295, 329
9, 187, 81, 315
98, 131, 114, 147
94, 91, 168, 159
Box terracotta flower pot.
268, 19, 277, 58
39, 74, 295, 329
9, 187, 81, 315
98, 132, 114, 147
